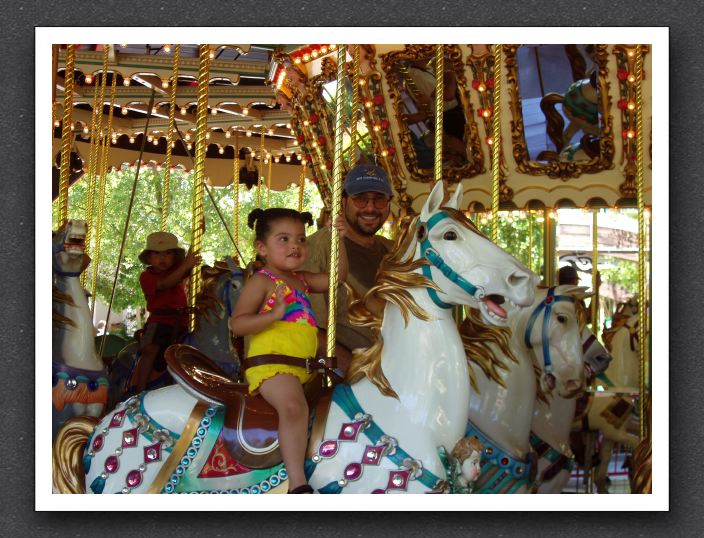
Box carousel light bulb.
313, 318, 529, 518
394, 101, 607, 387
359, 78, 366, 86
129, 136, 135, 143
536, 215, 545, 223
209, 49, 215, 59
482, 109, 491, 118
627, 130, 635, 139
180, 107, 187, 115
381, 149, 389, 157
54, 120, 60, 127
301, 158, 307, 165
161, 79, 169, 88
187, 143, 192, 151
486, 136, 494, 145
120, 44, 127, 47
329, 44, 337, 51
268, 128, 274, 135
156, 165, 162, 171
478, 83, 486, 92
121, 107, 129, 115
219, 146, 225, 154
303, 53, 310, 62
628, 101, 636, 110
365, 100, 373, 108
205, 132, 211, 140
246, 130, 252, 137
147, 134, 153, 142
123, 78, 131, 86
152, 106, 157, 114
321, 46, 328, 54
549, 211, 557, 219
85, 74, 93, 84
163, 45, 171, 53
211, 108, 218, 115
286, 155, 292, 162
153, 138, 159, 145
303, 119, 309, 126
242, 107, 249, 115
225, 131, 231, 138
294, 57, 302, 65
275, 156, 280, 163
312, 141, 318, 148
171, 141, 175, 148
286, 123, 292, 129
311, 49, 319, 59
293, 140, 299, 146
373, 124, 381, 132
480, 217, 488, 224
628, 73, 636, 83
82, 126, 89, 134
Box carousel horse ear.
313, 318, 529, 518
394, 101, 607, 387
446, 183, 464, 210
421, 180, 446, 222
558, 285, 592, 301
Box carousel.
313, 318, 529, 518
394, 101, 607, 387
49, 41, 653, 496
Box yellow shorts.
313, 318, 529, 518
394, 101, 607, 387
245, 363, 314, 394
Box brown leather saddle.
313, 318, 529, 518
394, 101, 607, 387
164, 344, 333, 470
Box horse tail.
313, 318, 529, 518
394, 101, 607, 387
52, 415, 98, 493
540, 93, 566, 152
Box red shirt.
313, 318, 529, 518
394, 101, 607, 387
140, 267, 188, 327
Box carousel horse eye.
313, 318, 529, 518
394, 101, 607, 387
556, 314, 568, 324
443, 230, 458, 241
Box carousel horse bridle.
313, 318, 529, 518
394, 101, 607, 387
416, 211, 486, 309
52, 228, 83, 277
523, 287, 575, 374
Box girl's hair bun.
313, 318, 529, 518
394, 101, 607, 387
247, 208, 264, 230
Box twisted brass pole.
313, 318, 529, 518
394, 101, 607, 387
634, 46, 648, 440
258, 127, 265, 208
233, 134, 240, 253
57, 44, 76, 227
326, 44, 346, 359
433, 45, 444, 185
162, 44, 181, 231
350, 45, 360, 164
188, 44, 210, 332
491, 45, 502, 244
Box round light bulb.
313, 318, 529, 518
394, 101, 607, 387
219, 147, 225, 154
180, 107, 187, 115
129, 137, 135, 144
85, 75, 93, 84
123, 78, 131, 86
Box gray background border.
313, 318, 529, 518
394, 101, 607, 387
4, 0, 699, 534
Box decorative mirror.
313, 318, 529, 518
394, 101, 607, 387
381, 45, 484, 184
504, 44, 614, 180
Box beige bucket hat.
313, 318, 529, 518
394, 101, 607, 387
138, 232, 186, 265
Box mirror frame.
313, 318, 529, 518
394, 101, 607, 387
380, 44, 485, 184
504, 44, 615, 180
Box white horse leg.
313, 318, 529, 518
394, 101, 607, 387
71, 402, 87, 416
85, 402, 105, 417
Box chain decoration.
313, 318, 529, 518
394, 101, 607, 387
634, 46, 648, 440
491, 44, 502, 244
57, 44, 76, 226
90, 73, 117, 313
162, 44, 181, 232
326, 44, 346, 359
188, 44, 210, 332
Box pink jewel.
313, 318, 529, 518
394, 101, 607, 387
338, 421, 363, 441
361, 445, 385, 466
122, 428, 139, 448
109, 410, 127, 428
344, 463, 363, 481
92, 434, 105, 452
318, 440, 339, 458
371, 489, 386, 494
126, 470, 143, 488
143, 443, 162, 463
105, 455, 119, 473
386, 469, 410, 490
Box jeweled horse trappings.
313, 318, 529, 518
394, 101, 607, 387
54, 181, 538, 494
52, 220, 108, 439
464, 285, 587, 493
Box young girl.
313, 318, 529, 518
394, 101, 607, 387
136, 231, 200, 393
230, 208, 348, 494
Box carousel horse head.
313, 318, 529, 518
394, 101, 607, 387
522, 285, 588, 398
53, 219, 88, 276
414, 181, 539, 324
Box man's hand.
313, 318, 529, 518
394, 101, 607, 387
270, 284, 288, 320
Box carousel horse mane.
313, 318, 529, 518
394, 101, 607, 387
52, 287, 78, 327
346, 213, 433, 399
192, 260, 235, 330
602, 300, 638, 353
630, 392, 652, 493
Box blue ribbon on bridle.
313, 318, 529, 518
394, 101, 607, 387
416, 211, 484, 309
219, 269, 242, 317
523, 287, 575, 374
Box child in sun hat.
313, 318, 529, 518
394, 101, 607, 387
133, 231, 200, 393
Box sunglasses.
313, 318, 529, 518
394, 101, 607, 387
349, 194, 391, 210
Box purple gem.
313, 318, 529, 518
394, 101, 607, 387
371, 489, 386, 494
109, 410, 127, 428
338, 421, 363, 441
143, 442, 162, 463
318, 440, 339, 458
126, 470, 143, 488
92, 434, 105, 452
105, 455, 119, 474
88, 380, 99, 391
361, 445, 385, 466
344, 463, 363, 481
122, 428, 139, 448
386, 469, 410, 490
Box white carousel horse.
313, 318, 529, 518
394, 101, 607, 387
52, 220, 108, 438
530, 325, 612, 493
107, 258, 244, 409
53, 181, 538, 494
464, 285, 587, 493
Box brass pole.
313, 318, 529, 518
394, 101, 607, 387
433, 45, 444, 184
162, 44, 181, 231
233, 134, 240, 253
57, 44, 76, 227
591, 209, 599, 330
326, 44, 346, 359
491, 45, 503, 244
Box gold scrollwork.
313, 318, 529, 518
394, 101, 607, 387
381, 44, 484, 184
504, 44, 615, 181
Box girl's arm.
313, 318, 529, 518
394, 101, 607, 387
229, 275, 286, 336
303, 215, 349, 293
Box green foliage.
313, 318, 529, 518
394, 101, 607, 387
58, 166, 323, 313
599, 255, 639, 295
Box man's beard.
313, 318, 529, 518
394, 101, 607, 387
349, 211, 383, 236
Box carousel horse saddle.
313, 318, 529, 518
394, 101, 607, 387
164, 344, 330, 470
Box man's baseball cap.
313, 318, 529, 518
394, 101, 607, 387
343, 164, 393, 197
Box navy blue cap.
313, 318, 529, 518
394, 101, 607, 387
343, 164, 393, 197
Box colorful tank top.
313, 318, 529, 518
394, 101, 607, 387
256, 269, 317, 328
